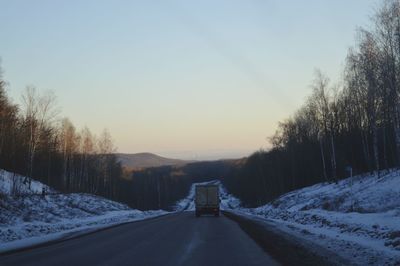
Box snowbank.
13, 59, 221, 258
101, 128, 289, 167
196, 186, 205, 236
0, 169, 54, 196
175, 173, 400, 265
3, 168, 399, 265
0, 170, 167, 254
234, 170, 400, 265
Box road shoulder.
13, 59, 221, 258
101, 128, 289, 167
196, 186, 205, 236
223, 211, 353, 266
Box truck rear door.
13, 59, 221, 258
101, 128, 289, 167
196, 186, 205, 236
207, 186, 219, 206
196, 186, 208, 206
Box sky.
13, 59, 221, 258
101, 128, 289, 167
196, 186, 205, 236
0, 0, 379, 160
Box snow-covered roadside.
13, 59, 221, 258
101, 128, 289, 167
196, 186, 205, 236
166, 178, 400, 264
2, 168, 400, 265
221, 171, 400, 266
0, 208, 166, 254
0, 170, 167, 254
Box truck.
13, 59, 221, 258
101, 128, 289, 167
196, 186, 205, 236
195, 184, 220, 217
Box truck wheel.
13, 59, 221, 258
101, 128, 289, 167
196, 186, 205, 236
215, 212, 220, 217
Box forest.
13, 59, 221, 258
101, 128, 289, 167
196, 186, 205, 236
0, 78, 233, 210
3, 0, 400, 211
0, 79, 124, 199
223, 0, 400, 207
122, 160, 235, 210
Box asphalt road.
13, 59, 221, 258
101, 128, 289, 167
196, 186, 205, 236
0, 212, 279, 266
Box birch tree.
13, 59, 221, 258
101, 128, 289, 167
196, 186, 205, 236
21, 87, 57, 188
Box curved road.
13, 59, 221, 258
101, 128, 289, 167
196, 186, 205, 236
0, 212, 279, 266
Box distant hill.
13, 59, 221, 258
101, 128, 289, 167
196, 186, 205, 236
115, 153, 193, 169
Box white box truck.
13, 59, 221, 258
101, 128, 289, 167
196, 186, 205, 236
195, 184, 220, 217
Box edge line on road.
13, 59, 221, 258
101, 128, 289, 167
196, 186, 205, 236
0, 212, 174, 257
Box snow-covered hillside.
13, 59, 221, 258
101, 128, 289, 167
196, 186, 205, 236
233, 170, 400, 265
2, 169, 399, 265
0, 170, 54, 196
0, 170, 166, 253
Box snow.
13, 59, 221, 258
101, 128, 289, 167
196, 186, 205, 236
172, 172, 400, 265
2, 168, 400, 265
0, 173, 240, 254
225, 170, 400, 266
0, 169, 54, 196
0, 209, 166, 253
0, 169, 167, 254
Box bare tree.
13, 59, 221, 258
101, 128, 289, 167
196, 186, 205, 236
21, 87, 58, 189
98, 129, 116, 196
59, 118, 78, 190
374, 0, 400, 167
79, 126, 95, 191
360, 31, 381, 175
310, 70, 337, 181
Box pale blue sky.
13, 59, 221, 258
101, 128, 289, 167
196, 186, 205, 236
0, 0, 378, 159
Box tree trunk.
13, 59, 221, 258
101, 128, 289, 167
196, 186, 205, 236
372, 120, 380, 177
361, 130, 371, 172
394, 105, 400, 167
319, 137, 328, 182
383, 126, 388, 171
330, 133, 337, 182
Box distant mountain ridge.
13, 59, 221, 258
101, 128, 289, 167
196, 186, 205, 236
115, 153, 194, 169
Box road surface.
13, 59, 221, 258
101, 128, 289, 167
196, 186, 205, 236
0, 212, 279, 266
